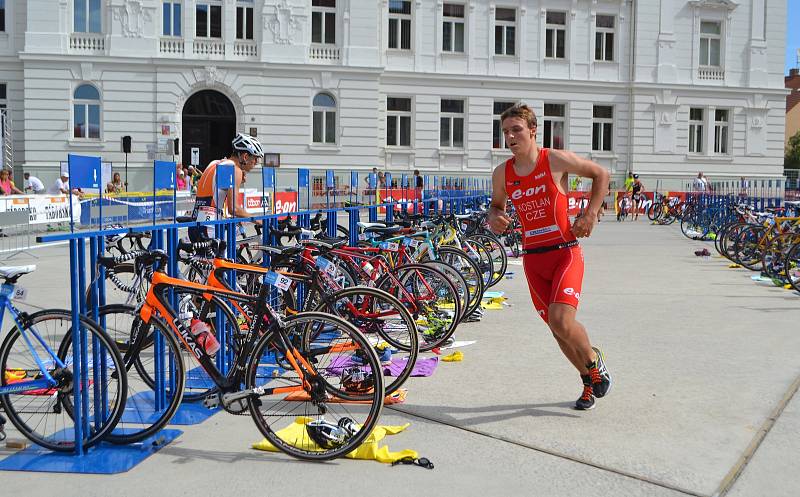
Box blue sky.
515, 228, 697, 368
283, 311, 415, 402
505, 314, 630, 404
787, 0, 800, 73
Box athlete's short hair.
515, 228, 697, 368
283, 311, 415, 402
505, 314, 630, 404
500, 104, 537, 129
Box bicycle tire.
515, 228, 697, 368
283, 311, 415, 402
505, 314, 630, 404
437, 246, 485, 318
310, 286, 418, 395
0, 309, 127, 452
469, 233, 507, 287
386, 263, 461, 351
246, 312, 384, 461
88, 305, 186, 444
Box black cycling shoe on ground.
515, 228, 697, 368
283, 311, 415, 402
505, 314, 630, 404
575, 379, 596, 410
587, 346, 612, 398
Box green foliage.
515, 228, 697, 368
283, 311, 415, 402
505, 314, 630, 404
786, 131, 800, 168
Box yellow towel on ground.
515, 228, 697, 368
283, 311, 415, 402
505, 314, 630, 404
728, 264, 742, 269
481, 297, 506, 310
441, 350, 463, 362
252, 417, 418, 464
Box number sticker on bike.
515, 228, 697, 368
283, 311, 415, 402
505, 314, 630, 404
11, 286, 26, 302
315, 256, 338, 277
379, 242, 399, 251
263, 271, 291, 291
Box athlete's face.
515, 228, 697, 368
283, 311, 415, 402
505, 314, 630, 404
240, 153, 260, 172
501, 117, 536, 153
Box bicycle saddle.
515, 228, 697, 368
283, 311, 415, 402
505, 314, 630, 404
357, 222, 386, 229
300, 238, 347, 250
363, 225, 401, 235
249, 244, 303, 256
0, 265, 36, 279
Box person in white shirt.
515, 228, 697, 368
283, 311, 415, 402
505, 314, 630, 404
692, 172, 706, 192
48, 172, 83, 198
23, 172, 46, 194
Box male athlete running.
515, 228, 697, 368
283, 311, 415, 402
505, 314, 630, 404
488, 104, 612, 410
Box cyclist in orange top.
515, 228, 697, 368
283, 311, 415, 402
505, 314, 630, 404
190, 133, 264, 241
487, 104, 612, 410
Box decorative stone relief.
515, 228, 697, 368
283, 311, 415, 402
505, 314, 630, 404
113, 0, 154, 38
653, 101, 679, 154
203, 66, 220, 86
745, 107, 768, 156
268, 0, 301, 45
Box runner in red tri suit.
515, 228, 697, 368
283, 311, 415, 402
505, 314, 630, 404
488, 104, 612, 410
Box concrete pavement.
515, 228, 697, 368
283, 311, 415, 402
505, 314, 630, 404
0, 219, 798, 496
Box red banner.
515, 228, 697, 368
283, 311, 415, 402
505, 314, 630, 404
377, 188, 421, 214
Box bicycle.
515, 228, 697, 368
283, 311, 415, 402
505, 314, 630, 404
96, 249, 385, 460
0, 265, 127, 451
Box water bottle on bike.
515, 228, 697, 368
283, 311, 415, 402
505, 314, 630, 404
190, 318, 220, 355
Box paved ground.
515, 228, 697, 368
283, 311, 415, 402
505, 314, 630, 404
0, 219, 798, 497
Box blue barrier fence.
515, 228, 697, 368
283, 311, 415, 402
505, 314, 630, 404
34, 162, 490, 457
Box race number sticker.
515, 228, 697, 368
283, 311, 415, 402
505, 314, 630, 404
358, 232, 376, 241
315, 256, 338, 277
263, 271, 291, 291
379, 242, 399, 251
11, 286, 27, 302
196, 206, 217, 222
461, 222, 469, 231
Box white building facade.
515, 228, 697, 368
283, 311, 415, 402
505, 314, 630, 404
0, 0, 788, 190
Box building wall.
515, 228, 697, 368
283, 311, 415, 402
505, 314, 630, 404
787, 104, 800, 147
0, 0, 789, 191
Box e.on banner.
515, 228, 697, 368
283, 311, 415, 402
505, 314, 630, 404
237, 190, 299, 215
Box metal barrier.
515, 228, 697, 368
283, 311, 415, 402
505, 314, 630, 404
0, 209, 36, 260
34, 189, 489, 458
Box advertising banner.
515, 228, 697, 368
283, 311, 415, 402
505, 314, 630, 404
0, 195, 81, 224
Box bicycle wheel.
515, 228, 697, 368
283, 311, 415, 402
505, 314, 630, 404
785, 241, 800, 292
460, 238, 494, 288
246, 312, 384, 461
437, 246, 485, 318
732, 225, 768, 271
421, 260, 469, 322
90, 305, 185, 444
469, 233, 507, 287
0, 309, 127, 452
386, 263, 461, 351
310, 286, 418, 395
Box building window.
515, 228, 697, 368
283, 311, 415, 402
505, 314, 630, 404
162, 2, 182, 37
700, 21, 721, 67
0, 83, 6, 109
312, 0, 336, 45
689, 107, 704, 153
492, 101, 515, 149
545, 11, 566, 59
543, 103, 565, 150
388, 0, 411, 50
74, 0, 102, 33
595, 15, 614, 62
236, 1, 254, 40
387, 97, 412, 147
714, 109, 729, 154
592, 105, 613, 151
440, 99, 464, 148
196, 2, 222, 38
0, 0, 6, 32
442, 3, 465, 53
312, 92, 336, 144
74, 84, 101, 139
494, 8, 515, 56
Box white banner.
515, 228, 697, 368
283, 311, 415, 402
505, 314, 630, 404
0, 194, 81, 224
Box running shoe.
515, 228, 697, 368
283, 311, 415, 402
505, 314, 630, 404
575, 377, 595, 410
587, 346, 612, 398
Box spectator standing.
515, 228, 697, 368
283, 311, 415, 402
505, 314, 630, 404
176, 170, 188, 191
106, 172, 125, 194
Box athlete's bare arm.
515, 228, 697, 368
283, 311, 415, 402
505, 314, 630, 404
488, 163, 511, 234
549, 149, 609, 238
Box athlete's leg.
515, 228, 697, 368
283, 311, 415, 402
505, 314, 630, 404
547, 303, 594, 374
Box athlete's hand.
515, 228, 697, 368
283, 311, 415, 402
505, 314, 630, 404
571, 214, 597, 238
488, 209, 511, 234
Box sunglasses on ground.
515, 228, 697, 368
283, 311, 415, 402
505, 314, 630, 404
391, 456, 434, 469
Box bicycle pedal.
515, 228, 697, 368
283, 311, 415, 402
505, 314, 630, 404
202, 394, 220, 409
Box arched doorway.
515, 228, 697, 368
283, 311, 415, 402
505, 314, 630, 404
182, 90, 236, 170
